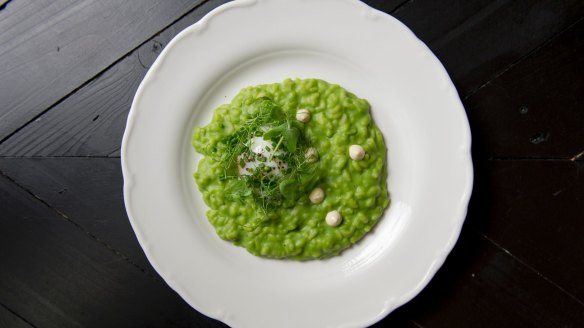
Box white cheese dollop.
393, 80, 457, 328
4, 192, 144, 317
296, 109, 311, 123
238, 136, 287, 176
304, 147, 319, 163
250, 136, 275, 157
349, 144, 365, 161
325, 210, 342, 227
309, 187, 325, 204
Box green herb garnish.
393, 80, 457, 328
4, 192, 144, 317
211, 97, 317, 213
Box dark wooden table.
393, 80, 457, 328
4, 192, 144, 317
1, 1, 583, 327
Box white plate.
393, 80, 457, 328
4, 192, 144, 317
121, 0, 473, 327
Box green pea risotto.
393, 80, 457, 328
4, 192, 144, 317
193, 78, 389, 260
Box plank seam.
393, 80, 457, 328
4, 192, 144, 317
107, 147, 122, 158
488, 156, 584, 162
478, 232, 584, 308
570, 149, 584, 162
430, 0, 509, 48
0, 301, 38, 328
463, 15, 584, 100
0, 0, 212, 147
0, 168, 162, 283
389, 0, 413, 14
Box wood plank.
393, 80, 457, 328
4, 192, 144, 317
0, 0, 206, 141
0, 158, 152, 273
469, 160, 584, 300
393, 0, 584, 96
390, 0, 494, 44
0, 304, 34, 328
2, 0, 584, 159
0, 172, 225, 328
0, 0, 230, 157
375, 229, 584, 327
464, 19, 584, 159
0, 50, 144, 157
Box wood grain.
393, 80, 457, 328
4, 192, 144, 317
0, 172, 226, 328
470, 160, 584, 300
376, 229, 584, 328
390, 0, 495, 44
0, 0, 230, 157
0, 0, 205, 141
394, 0, 584, 96
0, 304, 34, 328
465, 18, 584, 159
0, 157, 152, 274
